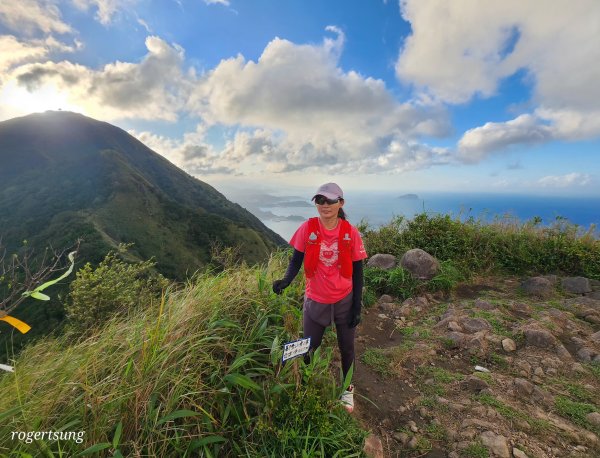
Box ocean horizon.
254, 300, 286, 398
253, 192, 600, 241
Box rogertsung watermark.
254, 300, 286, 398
11, 430, 85, 444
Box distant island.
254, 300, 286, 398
397, 193, 419, 200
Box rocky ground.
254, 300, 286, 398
340, 275, 600, 458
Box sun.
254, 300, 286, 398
0, 80, 82, 117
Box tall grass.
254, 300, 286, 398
0, 254, 365, 456
360, 213, 600, 279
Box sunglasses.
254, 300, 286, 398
314, 195, 341, 205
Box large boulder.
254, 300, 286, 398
562, 277, 592, 294
523, 327, 556, 348
367, 253, 397, 270
400, 249, 440, 280
521, 277, 553, 298
461, 317, 492, 334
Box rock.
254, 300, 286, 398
400, 248, 440, 280
523, 327, 556, 348
363, 434, 384, 458
448, 321, 463, 332
510, 302, 533, 317
534, 367, 544, 377
541, 357, 560, 369
512, 447, 529, 458
584, 312, 600, 325
571, 362, 586, 373
586, 291, 600, 300
462, 317, 492, 334
445, 331, 468, 348
542, 274, 559, 285
576, 347, 595, 362
586, 412, 600, 426
514, 378, 535, 397
461, 418, 497, 430
466, 332, 490, 356
407, 420, 418, 433
379, 294, 394, 303
521, 277, 553, 298
555, 344, 572, 360
532, 386, 554, 407
460, 428, 477, 439
367, 254, 397, 270
479, 431, 510, 458
515, 360, 532, 376
590, 279, 600, 289
564, 296, 600, 310
407, 436, 419, 449
393, 432, 409, 445
462, 375, 489, 393
474, 298, 496, 310
561, 276, 592, 294
502, 338, 517, 352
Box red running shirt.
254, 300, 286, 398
290, 218, 367, 303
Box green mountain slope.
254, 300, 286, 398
0, 111, 285, 353
0, 111, 284, 275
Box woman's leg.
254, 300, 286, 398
303, 307, 327, 353
336, 321, 356, 379
333, 293, 355, 379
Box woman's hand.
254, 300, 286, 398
272, 279, 289, 295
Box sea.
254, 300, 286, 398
256, 192, 600, 241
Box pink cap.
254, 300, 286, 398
312, 182, 344, 201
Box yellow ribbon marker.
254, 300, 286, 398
0, 315, 31, 334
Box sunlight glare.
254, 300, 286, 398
0, 81, 82, 117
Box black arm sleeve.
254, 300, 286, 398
282, 249, 304, 284
351, 260, 364, 311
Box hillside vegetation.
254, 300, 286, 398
1, 213, 599, 457
0, 111, 284, 357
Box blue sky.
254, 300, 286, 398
1, 0, 599, 197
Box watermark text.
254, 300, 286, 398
11, 430, 85, 444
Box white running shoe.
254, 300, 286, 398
341, 384, 354, 413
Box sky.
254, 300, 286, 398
1, 0, 600, 197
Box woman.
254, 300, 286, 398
272, 182, 367, 413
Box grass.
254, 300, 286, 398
361, 348, 393, 377
462, 442, 489, 458
0, 256, 367, 456
471, 310, 512, 336
416, 366, 464, 396
424, 421, 447, 442
475, 394, 551, 433
587, 363, 600, 381
555, 396, 600, 434
549, 378, 596, 404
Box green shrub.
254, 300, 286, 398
361, 213, 600, 279
66, 246, 169, 333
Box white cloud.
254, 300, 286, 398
129, 124, 235, 175
3, 36, 192, 121
396, 0, 600, 108
538, 173, 592, 188
458, 114, 553, 162
189, 27, 451, 173
71, 0, 137, 25
397, 0, 600, 154
203, 0, 230, 6
0, 0, 72, 35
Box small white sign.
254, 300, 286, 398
282, 337, 311, 362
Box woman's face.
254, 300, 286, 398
315, 198, 344, 219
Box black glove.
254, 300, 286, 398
272, 279, 289, 295
348, 308, 361, 328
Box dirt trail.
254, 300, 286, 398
341, 277, 600, 458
